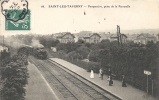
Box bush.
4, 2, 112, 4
0, 51, 29, 100
86, 62, 100, 73
59, 55, 100, 73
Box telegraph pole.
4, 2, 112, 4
117, 25, 123, 47
147, 75, 148, 93
117, 25, 120, 47
152, 80, 153, 96
3, 35, 4, 50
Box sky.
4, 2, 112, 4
0, 0, 159, 36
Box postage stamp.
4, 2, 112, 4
5, 10, 30, 30
1, 0, 30, 30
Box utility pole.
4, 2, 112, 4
117, 25, 120, 47
3, 35, 4, 50
147, 75, 148, 94
117, 25, 122, 47
151, 67, 155, 96
117, 25, 123, 47
152, 80, 153, 96
119, 27, 122, 45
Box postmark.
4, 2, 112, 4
1, 0, 30, 30
1, 0, 28, 22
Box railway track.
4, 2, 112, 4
29, 56, 121, 100
29, 57, 78, 100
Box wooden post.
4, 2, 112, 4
152, 80, 153, 96
3, 35, 4, 50
117, 25, 120, 47
147, 75, 148, 94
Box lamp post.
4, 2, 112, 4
151, 67, 155, 96
108, 63, 111, 77
144, 70, 151, 94
108, 37, 112, 78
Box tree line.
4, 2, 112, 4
0, 48, 29, 100
49, 39, 159, 97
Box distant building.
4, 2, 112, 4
121, 34, 127, 44
74, 34, 79, 42
54, 32, 66, 39
83, 33, 101, 44
126, 34, 137, 41
110, 34, 117, 42
99, 32, 111, 41
134, 33, 157, 44
50, 34, 57, 40
57, 32, 75, 43
110, 33, 127, 44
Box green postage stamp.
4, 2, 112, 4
5, 10, 30, 30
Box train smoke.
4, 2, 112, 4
0, 36, 25, 49
31, 39, 44, 48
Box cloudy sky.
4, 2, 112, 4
1, 0, 159, 36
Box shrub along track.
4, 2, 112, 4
29, 56, 121, 100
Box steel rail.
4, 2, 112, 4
47, 59, 122, 100
29, 57, 78, 100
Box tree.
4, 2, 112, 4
52, 40, 60, 47
77, 39, 85, 44
89, 50, 101, 62
1, 53, 29, 100
76, 46, 90, 59
0, 49, 10, 60
99, 39, 110, 49
65, 42, 78, 53
57, 50, 66, 58
68, 51, 81, 61
100, 49, 109, 68
56, 43, 66, 51
85, 43, 91, 48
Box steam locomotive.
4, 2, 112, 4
18, 44, 47, 59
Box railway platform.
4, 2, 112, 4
25, 62, 59, 100
49, 58, 157, 100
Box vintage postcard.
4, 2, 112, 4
0, 0, 159, 100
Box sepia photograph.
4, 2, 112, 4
0, 0, 159, 100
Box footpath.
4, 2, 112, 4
49, 58, 158, 100
25, 62, 59, 100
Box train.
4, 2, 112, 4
18, 44, 47, 59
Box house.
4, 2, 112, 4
99, 32, 111, 41
121, 34, 127, 44
57, 32, 75, 43
126, 34, 137, 41
110, 34, 117, 42
110, 33, 127, 44
83, 33, 101, 44
77, 31, 92, 40
54, 32, 66, 39
74, 34, 79, 42
134, 33, 157, 44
